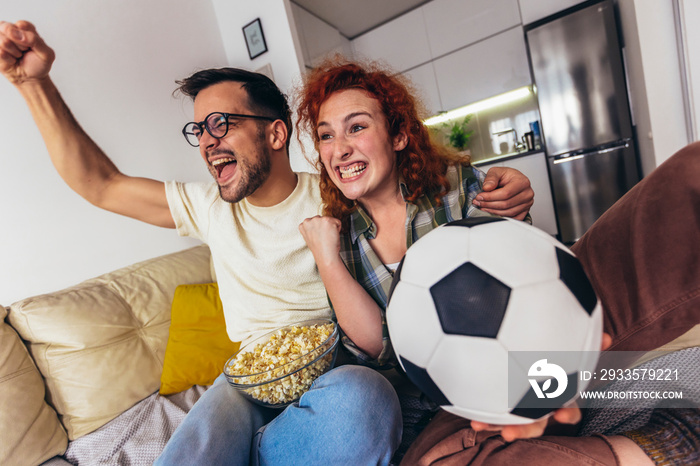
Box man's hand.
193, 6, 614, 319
469, 334, 613, 442
470, 405, 582, 442
0, 20, 54, 85
473, 166, 534, 220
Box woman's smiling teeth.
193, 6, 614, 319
339, 162, 367, 179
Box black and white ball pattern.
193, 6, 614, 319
387, 217, 602, 425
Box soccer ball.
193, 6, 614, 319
386, 217, 602, 425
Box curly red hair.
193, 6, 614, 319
295, 56, 469, 230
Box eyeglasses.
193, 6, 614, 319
182, 112, 275, 147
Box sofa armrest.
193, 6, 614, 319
7, 245, 212, 440
0, 305, 67, 465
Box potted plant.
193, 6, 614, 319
443, 114, 474, 152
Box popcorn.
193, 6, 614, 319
225, 322, 336, 405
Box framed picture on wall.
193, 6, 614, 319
243, 18, 268, 60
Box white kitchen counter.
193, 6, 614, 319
473, 151, 559, 238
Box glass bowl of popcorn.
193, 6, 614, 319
223, 319, 339, 408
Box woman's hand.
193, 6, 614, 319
299, 215, 343, 268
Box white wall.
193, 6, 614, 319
0, 0, 229, 304
677, 0, 700, 142
633, 0, 689, 168
618, 0, 689, 174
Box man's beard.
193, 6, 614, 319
217, 146, 272, 204
211, 124, 272, 203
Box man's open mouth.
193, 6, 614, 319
212, 157, 237, 177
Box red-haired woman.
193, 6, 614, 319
296, 57, 535, 458
295, 59, 699, 465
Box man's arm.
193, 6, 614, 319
473, 166, 534, 221
0, 20, 175, 228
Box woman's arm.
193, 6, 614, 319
299, 215, 385, 358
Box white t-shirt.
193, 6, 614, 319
165, 172, 331, 346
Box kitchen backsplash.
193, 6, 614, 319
433, 89, 542, 163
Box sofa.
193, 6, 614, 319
0, 245, 238, 466
4, 246, 699, 466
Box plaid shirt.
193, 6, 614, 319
337, 164, 495, 368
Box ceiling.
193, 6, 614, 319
290, 0, 431, 39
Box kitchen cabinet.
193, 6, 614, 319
475, 152, 558, 236
351, 8, 431, 73
423, 0, 521, 58
433, 27, 531, 110
402, 62, 443, 116
291, 4, 351, 68
518, 0, 585, 25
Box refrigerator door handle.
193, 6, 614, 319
552, 141, 630, 164
552, 154, 586, 165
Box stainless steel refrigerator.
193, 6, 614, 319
525, 0, 640, 244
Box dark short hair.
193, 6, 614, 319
175, 68, 292, 150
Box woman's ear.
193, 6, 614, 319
269, 120, 288, 151
393, 130, 408, 152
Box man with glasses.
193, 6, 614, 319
0, 20, 535, 465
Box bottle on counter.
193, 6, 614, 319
529, 121, 542, 150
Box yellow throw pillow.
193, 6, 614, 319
160, 283, 240, 395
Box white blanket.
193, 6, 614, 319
43, 385, 207, 466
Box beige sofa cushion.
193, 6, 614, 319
0, 305, 67, 466
632, 324, 700, 367
7, 245, 212, 440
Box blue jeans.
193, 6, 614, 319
155, 364, 402, 465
